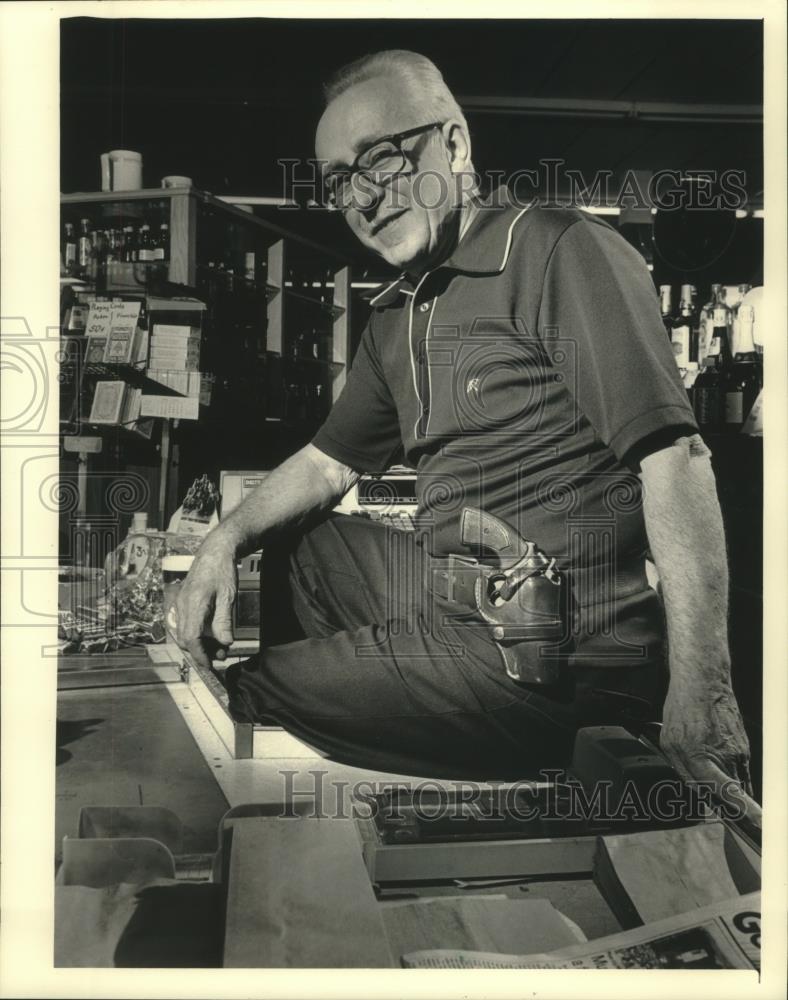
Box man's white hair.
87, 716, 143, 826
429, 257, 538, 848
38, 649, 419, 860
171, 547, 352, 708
323, 49, 470, 136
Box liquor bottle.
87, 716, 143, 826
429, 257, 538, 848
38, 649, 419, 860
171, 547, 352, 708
693, 304, 732, 432
137, 223, 153, 263
105, 229, 121, 264
87, 226, 104, 285
670, 284, 697, 369
78, 218, 92, 277
729, 283, 752, 357
63, 222, 77, 276
659, 285, 673, 340
683, 361, 700, 408
123, 225, 138, 263
724, 304, 761, 432
154, 223, 169, 263
697, 284, 722, 364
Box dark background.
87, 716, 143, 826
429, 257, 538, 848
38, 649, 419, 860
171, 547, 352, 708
61, 17, 764, 283
60, 16, 765, 794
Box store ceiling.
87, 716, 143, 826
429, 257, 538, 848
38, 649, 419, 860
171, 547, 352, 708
61, 17, 763, 272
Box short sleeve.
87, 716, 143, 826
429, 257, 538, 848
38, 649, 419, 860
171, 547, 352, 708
537, 217, 698, 463
311, 317, 403, 472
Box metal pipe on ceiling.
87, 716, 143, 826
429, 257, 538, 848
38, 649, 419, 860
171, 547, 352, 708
457, 96, 763, 125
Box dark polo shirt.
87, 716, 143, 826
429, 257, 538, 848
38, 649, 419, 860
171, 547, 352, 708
313, 187, 698, 667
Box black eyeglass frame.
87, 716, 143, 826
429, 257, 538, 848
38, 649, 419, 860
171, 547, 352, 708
323, 121, 445, 211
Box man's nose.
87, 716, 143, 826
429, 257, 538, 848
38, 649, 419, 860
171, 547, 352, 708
352, 173, 386, 216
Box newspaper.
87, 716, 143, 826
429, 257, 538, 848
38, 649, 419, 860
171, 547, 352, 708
402, 892, 760, 970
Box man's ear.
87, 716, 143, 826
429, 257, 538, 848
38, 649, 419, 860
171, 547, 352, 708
442, 120, 471, 175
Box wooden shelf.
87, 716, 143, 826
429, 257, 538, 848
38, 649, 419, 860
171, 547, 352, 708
78, 361, 186, 397
281, 284, 346, 317
63, 187, 349, 262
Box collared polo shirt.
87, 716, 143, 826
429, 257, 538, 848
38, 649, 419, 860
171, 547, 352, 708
313, 187, 698, 665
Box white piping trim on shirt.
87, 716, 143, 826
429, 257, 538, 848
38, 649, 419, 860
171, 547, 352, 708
498, 201, 535, 271
368, 273, 416, 305
417, 296, 439, 440
408, 270, 432, 437
369, 277, 402, 306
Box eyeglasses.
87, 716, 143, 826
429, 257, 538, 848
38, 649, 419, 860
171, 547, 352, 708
324, 121, 444, 212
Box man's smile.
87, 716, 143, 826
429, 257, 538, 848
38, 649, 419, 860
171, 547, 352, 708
369, 207, 409, 237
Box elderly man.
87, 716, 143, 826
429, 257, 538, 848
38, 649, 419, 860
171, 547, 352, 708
174, 50, 753, 801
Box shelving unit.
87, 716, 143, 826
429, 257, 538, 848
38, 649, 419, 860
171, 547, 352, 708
60, 188, 354, 562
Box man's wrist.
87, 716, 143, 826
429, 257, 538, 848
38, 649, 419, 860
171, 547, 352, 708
202, 520, 245, 559
667, 656, 733, 693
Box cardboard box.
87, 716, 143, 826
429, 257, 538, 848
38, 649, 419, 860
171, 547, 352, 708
151, 330, 201, 346
152, 324, 200, 339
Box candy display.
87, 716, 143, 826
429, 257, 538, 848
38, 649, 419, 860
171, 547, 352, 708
57, 530, 204, 655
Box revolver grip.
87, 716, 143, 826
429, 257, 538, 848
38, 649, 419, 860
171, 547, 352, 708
460, 507, 526, 560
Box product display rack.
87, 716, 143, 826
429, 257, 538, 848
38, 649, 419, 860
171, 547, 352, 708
60, 188, 353, 560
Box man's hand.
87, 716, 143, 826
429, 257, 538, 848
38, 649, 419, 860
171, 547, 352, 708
638, 434, 761, 828
660, 678, 761, 826
173, 532, 238, 671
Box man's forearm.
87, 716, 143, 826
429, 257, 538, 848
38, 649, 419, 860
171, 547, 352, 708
639, 434, 754, 799
210, 443, 358, 558
639, 435, 731, 687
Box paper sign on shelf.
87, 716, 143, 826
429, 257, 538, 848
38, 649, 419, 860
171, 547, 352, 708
139, 394, 200, 420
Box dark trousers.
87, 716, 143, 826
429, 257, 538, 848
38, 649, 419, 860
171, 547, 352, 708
222, 514, 668, 780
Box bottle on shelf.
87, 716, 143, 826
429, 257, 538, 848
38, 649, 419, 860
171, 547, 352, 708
105, 228, 121, 263
693, 302, 732, 433
670, 284, 697, 369
154, 222, 170, 263
659, 285, 673, 340
63, 221, 77, 276
683, 361, 700, 408
697, 283, 722, 364
122, 224, 137, 263
729, 283, 752, 357
137, 223, 154, 263
725, 304, 762, 432
78, 218, 92, 278
87, 226, 106, 287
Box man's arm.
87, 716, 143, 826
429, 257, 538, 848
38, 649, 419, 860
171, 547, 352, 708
173, 443, 359, 669
638, 434, 759, 820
